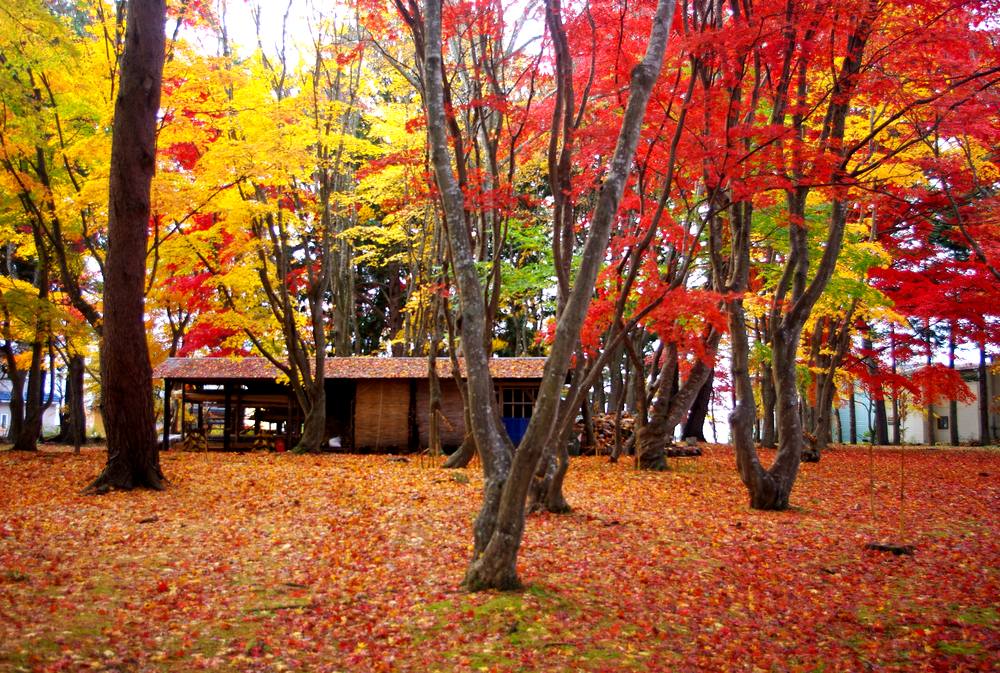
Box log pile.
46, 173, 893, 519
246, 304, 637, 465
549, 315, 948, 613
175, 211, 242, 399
576, 413, 635, 455
576, 413, 703, 458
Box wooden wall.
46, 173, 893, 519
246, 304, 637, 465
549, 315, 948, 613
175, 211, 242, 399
354, 380, 410, 450
416, 379, 467, 449
352, 378, 539, 452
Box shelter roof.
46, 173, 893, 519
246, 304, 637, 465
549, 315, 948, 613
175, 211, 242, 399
154, 356, 548, 381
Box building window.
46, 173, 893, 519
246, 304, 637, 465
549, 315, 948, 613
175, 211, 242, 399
0, 413, 7, 429
498, 386, 536, 419
937, 417, 949, 430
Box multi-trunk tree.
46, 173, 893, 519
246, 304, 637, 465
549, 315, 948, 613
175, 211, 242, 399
408, 0, 678, 589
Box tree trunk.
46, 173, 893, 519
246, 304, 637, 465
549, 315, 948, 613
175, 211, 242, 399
443, 436, 476, 467
428, 339, 443, 457
3, 357, 25, 444
890, 327, 901, 445
529, 361, 584, 513
638, 333, 720, 469
293, 382, 326, 453
848, 383, 857, 444
528, 436, 571, 514
12, 341, 45, 452
925, 321, 935, 446
581, 397, 597, 453
979, 343, 990, 445
57, 354, 87, 450
636, 345, 675, 470
948, 323, 959, 446
86, 0, 166, 493
760, 362, 777, 447
766, 331, 804, 506
864, 336, 889, 445
729, 288, 796, 510
873, 397, 889, 445
682, 368, 714, 442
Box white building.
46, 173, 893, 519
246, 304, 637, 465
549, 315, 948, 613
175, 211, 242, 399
0, 376, 64, 439
900, 364, 999, 445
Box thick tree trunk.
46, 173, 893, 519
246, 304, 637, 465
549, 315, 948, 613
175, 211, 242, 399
682, 368, 714, 442
293, 383, 326, 453
760, 363, 777, 448
12, 342, 44, 452
443, 436, 476, 468
729, 292, 797, 510
636, 345, 676, 470
767, 332, 805, 500
56, 354, 87, 450
528, 438, 571, 514
873, 397, 889, 445
530, 362, 584, 512
86, 0, 166, 493
638, 333, 719, 469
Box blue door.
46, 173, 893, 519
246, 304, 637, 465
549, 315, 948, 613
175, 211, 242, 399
502, 416, 530, 445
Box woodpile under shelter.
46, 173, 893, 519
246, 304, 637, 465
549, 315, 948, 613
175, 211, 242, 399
153, 357, 547, 452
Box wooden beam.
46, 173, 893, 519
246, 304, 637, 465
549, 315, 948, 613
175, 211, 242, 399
408, 379, 419, 452
223, 383, 232, 452
162, 378, 172, 450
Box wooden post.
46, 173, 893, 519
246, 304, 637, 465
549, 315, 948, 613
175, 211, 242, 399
234, 390, 242, 449
408, 378, 419, 452
224, 383, 232, 452
196, 386, 203, 433
162, 379, 172, 450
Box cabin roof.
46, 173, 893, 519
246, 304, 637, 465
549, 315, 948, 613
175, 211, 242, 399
153, 356, 548, 381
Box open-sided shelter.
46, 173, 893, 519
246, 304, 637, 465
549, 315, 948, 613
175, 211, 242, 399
153, 357, 547, 452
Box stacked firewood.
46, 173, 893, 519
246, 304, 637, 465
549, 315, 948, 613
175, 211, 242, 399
576, 413, 635, 455
576, 413, 703, 458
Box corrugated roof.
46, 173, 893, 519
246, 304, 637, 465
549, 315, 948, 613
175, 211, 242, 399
153, 356, 548, 381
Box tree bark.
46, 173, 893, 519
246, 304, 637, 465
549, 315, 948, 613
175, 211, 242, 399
848, 383, 857, 444
682, 368, 714, 442
56, 354, 87, 450
759, 361, 777, 447
86, 0, 166, 493
949, 323, 959, 446
11, 341, 45, 452
581, 397, 597, 453
638, 332, 720, 469
978, 343, 990, 445
863, 335, 889, 445
890, 326, 900, 445
925, 320, 935, 446
293, 378, 326, 453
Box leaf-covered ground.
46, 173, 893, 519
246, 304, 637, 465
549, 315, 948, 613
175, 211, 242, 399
0, 445, 997, 672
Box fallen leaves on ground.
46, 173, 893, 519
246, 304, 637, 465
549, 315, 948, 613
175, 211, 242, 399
0, 445, 997, 672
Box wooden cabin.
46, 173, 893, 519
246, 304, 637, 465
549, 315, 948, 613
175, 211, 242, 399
153, 357, 547, 452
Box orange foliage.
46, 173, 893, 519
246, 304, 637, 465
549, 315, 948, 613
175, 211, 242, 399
0, 447, 997, 672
